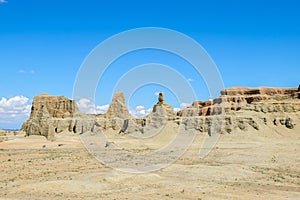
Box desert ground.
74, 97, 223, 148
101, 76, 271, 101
0, 125, 300, 200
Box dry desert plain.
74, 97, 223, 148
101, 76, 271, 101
0, 123, 300, 200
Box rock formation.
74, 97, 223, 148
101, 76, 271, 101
21, 94, 97, 139
157, 92, 164, 105
178, 87, 300, 133
179, 87, 300, 117
21, 86, 300, 140
29, 94, 79, 118
105, 92, 131, 119
151, 92, 175, 119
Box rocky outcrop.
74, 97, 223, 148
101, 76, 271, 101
181, 116, 260, 134
104, 92, 131, 119
29, 94, 79, 119
220, 87, 298, 96
21, 92, 149, 138
22, 94, 75, 139
178, 87, 300, 117
157, 92, 165, 104
178, 86, 299, 133
22, 105, 52, 139
151, 92, 175, 120
117, 92, 176, 135
21, 86, 300, 140
21, 94, 97, 139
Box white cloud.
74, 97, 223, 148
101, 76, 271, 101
180, 102, 191, 109
77, 98, 109, 114
130, 105, 152, 117
187, 78, 194, 82
0, 96, 30, 109
136, 105, 145, 110
96, 104, 109, 114
0, 96, 32, 128
18, 69, 35, 74
77, 98, 96, 114
78, 99, 153, 117
18, 70, 26, 74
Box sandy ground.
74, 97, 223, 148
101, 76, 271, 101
0, 125, 300, 200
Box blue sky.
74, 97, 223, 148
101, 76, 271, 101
0, 0, 299, 129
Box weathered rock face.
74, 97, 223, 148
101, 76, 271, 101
22, 105, 52, 139
178, 86, 299, 133
21, 86, 300, 140
179, 87, 300, 117
29, 94, 79, 119
105, 92, 131, 119
157, 92, 165, 105
220, 87, 298, 96
21, 94, 97, 139
181, 116, 260, 134
22, 92, 139, 139
152, 92, 175, 119
22, 94, 77, 139
116, 92, 176, 135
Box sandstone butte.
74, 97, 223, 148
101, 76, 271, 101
21, 86, 300, 140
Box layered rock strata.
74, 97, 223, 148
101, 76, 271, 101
178, 87, 300, 133
21, 86, 300, 140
